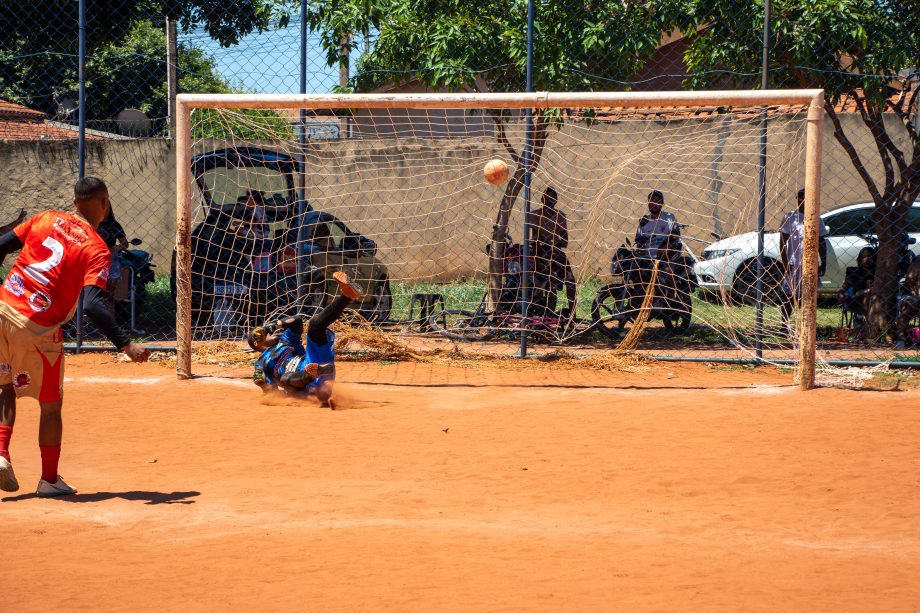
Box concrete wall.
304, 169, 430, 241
0, 111, 911, 282
0, 138, 177, 275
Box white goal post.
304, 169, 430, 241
174, 89, 825, 388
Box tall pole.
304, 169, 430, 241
800, 94, 824, 390
166, 16, 178, 139
75, 0, 87, 353
754, 0, 770, 360
176, 99, 193, 379
519, 0, 535, 358
296, 0, 308, 304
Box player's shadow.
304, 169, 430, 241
2, 490, 200, 505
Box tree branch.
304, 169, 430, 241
854, 95, 896, 197
863, 101, 909, 177
530, 111, 550, 170
825, 102, 883, 205
491, 112, 521, 166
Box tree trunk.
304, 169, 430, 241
866, 199, 912, 339
486, 112, 549, 310
487, 167, 527, 308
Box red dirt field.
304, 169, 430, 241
2, 354, 919, 612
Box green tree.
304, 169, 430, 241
86, 19, 232, 127
0, 0, 289, 117
308, 0, 670, 306
674, 0, 920, 337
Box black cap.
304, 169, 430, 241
648, 190, 664, 203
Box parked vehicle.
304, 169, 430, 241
591, 237, 698, 337
295, 210, 392, 322
694, 201, 920, 302
169, 148, 391, 336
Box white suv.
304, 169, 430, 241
694, 202, 920, 301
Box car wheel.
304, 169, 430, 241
731, 258, 782, 305
591, 283, 629, 338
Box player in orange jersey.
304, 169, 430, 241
0, 176, 149, 497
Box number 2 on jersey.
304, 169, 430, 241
23, 237, 65, 286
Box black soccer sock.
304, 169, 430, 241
308, 294, 352, 345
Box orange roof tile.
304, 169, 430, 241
0, 119, 101, 141
0, 99, 45, 120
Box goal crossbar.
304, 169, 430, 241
177, 89, 824, 110
174, 89, 825, 390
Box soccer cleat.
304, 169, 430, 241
332, 271, 363, 301
0, 457, 20, 492
35, 476, 77, 498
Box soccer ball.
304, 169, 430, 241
483, 159, 510, 185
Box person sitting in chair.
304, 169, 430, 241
838, 246, 875, 332
895, 260, 920, 348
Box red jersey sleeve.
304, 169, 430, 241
83, 241, 111, 290
12, 214, 36, 242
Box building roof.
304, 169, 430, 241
0, 99, 45, 121
0, 99, 119, 141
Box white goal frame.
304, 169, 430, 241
175, 90, 825, 389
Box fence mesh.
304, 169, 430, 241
1, 0, 918, 366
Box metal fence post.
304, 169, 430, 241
166, 15, 178, 139
296, 0, 308, 304
519, 0, 535, 358
755, 0, 771, 360
75, 0, 87, 353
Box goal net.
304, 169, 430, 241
175, 91, 824, 387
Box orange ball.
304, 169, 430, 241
483, 159, 510, 185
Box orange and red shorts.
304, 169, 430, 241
0, 314, 64, 402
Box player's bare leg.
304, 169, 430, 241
36, 400, 76, 497
0, 383, 18, 492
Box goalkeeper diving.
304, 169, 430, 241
247, 271, 361, 408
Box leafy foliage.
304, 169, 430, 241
86, 20, 231, 124
191, 107, 295, 140
307, 0, 670, 93
675, 0, 919, 111
0, 0, 289, 117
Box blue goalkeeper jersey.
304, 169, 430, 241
254, 327, 304, 386
253, 326, 336, 393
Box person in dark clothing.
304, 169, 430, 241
838, 246, 875, 330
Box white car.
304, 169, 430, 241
694, 202, 920, 301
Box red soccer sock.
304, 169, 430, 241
39, 444, 61, 483
0, 425, 11, 462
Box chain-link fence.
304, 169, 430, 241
1, 0, 917, 365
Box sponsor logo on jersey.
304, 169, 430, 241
98, 266, 109, 282
27, 290, 52, 312
3, 272, 25, 297
53, 216, 89, 245
0, 363, 10, 377
13, 371, 31, 389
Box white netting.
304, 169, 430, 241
181, 99, 826, 376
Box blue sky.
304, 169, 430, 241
179, 20, 368, 94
